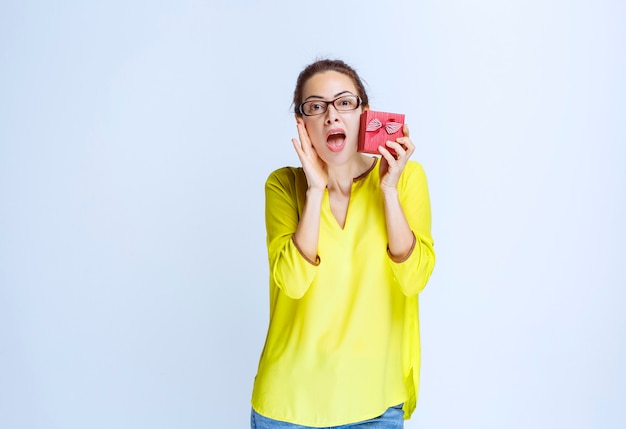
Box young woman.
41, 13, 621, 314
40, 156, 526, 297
251, 59, 436, 428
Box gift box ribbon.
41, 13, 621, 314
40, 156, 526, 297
366, 118, 403, 135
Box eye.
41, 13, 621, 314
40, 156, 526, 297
303, 100, 327, 115
337, 96, 358, 109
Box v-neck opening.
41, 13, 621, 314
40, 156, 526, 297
327, 188, 350, 230
326, 157, 378, 231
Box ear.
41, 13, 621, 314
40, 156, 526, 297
361, 104, 370, 112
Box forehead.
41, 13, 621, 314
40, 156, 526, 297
302, 71, 358, 98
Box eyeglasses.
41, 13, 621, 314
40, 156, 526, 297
299, 94, 362, 117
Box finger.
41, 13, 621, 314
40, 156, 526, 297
292, 137, 306, 161
378, 145, 398, 163
385, 140, 406, 159
396, 137, 415, 156
379, 152, 389, 169
403, 123, 410, 138
296, 120, 312, 151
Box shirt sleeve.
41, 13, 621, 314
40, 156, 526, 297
265, 168, 319, 299
388, 161, 436, 296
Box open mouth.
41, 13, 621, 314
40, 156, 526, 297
326, 130, 346, 152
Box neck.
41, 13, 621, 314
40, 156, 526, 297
326, 154, 374, 193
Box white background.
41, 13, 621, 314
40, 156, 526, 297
1, 1, 624, 428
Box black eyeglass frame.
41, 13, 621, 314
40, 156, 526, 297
298, 94, 363, 117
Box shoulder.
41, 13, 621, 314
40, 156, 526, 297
404, 160, 425, 174
266, 166, 304, 182
397, 160, 430, 198
265, 166, 309, 197
266, 166, 305, 187
401, 160, 428, 183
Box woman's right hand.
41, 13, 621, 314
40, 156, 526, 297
292, 118, 328, 190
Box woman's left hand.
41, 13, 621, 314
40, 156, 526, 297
378, 124, 415, 191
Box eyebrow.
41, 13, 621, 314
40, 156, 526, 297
303, 90, 354, 102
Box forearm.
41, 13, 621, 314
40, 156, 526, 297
292, 187, 325, 264
382, 187, 414, 261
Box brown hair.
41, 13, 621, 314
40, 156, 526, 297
293, 59, 369, 116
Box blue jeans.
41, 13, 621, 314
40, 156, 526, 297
250, 404, 404, 429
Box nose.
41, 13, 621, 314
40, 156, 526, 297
324, 104, 341, 124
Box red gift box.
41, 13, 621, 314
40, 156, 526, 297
357, 110, 405, 155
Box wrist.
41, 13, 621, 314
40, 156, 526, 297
380, 185, 399, 198
306, 186, 325, 197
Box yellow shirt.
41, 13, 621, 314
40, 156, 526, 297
251, 158, 435, 427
